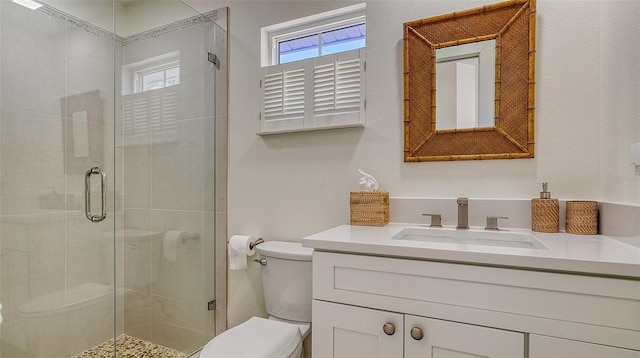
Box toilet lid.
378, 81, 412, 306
201, 317, 302, 358
256, 241, 313, 261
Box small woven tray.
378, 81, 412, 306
565, 200, 598, 235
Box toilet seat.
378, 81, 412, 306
201, 317, 303, 358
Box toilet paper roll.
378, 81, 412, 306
163, 230, 186, 262
228, 235, 256, 270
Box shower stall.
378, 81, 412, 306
0, 0, 228, 356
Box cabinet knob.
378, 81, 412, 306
410, 327, 424, 340
382, 323, 396, 336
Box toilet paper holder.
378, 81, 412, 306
249, 238, 264, 250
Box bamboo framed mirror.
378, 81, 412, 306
403, 0, 536, 162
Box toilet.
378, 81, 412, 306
201, 241, 313, 357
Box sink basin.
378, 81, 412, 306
390, 227, 548, 250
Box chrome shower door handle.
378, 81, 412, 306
85, 167, 107, 223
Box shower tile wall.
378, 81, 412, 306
0, 1, 120, 357
121, 20, 216, 353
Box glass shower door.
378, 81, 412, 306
0, 0, 118, 356
118, 3, 223, 355
0, 0, 225, 356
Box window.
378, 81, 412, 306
137, 61, 180, 93
276, 22, 366, 64
121, 52, 180, 144
121, 51, 180, 95
260, 4, 366, 135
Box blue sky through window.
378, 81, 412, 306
278, 23, 365, 64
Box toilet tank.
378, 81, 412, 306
117, 229, 164, 288
256, 241, 313, 323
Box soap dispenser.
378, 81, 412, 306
531, 182, 559, 233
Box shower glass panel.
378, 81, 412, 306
118, 2, 224, 355
0, 1, 117, 356
0, 0, 226, 356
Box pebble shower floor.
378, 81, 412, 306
71, 334, 187, 358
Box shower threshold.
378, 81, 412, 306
71, 334, 187, 358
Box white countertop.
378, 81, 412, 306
302, 223, 640, 279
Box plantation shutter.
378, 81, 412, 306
312, 48, 365, 128
260, 60, 306, 133
260, 48, 365, 134
123, 89, 179, 145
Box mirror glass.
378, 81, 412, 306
435, 39, 495, 130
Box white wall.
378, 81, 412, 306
42, 0, 206, 37
599, 0, 640, 204
186, 0, 640, 328
115, 1, 204, 36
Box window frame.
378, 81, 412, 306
135, 60, 181, 93
261, 3, 366, 67
259, 4, 367, 135
272, 16, 366, 65
121, 51, 180, 95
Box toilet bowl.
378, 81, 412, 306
201, 241, 313, 357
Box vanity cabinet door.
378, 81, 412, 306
404, 315, 525, 358
313, 300, 404, 358
530, 335, 640, 358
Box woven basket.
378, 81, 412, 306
350, 191, 389, 227
565, 201, 598, 235
531, 198, 559, 233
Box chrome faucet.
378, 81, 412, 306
457, 197, 468, 229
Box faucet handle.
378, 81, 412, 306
485, 216, 509, 231
422, 213, 442, 228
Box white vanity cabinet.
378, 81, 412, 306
404, 314, 524, 357
311, 251, 640, 358
313, 299, 524, 358
313, 300, 403, 357
529, 335, 640, 358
